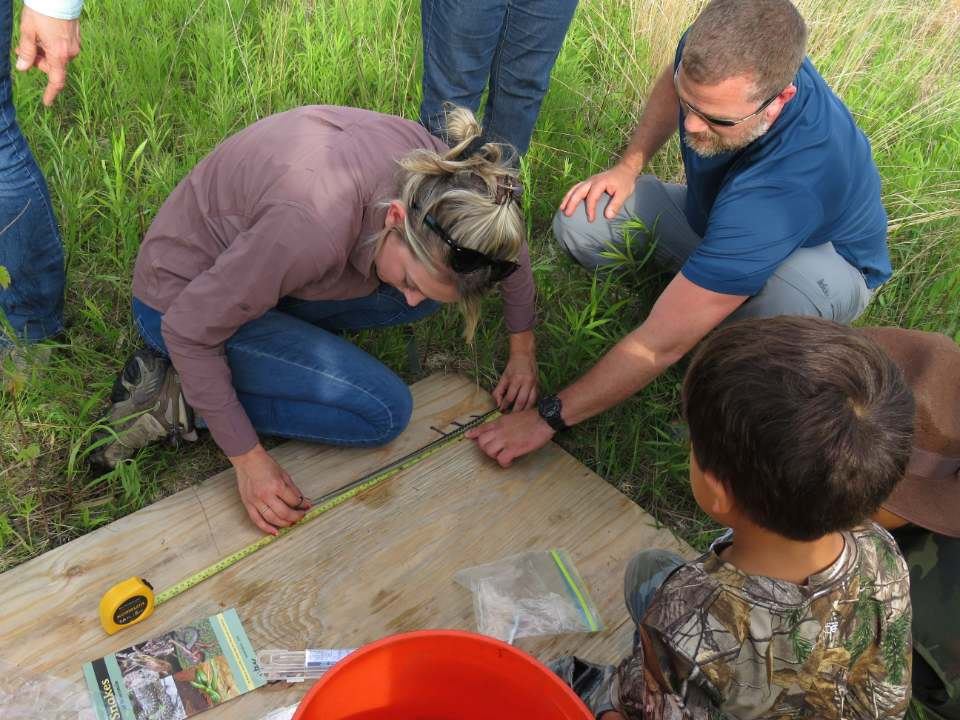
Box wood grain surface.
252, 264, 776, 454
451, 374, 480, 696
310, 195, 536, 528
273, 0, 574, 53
0, 373, 692, 718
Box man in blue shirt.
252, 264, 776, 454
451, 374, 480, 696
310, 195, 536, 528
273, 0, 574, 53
468, 0, 891, 469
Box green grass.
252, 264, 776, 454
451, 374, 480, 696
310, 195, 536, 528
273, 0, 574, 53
1, 0, 958, 576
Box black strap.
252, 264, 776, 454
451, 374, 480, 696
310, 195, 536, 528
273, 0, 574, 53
461, 135, 488, 159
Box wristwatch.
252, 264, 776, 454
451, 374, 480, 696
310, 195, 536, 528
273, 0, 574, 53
537, 394, 568, 433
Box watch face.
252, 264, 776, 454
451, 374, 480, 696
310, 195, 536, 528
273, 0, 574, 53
540, 395, 561, 417
539, 395, 565, 431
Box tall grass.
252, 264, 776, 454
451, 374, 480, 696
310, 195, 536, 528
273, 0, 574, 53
1, 0, 958, 571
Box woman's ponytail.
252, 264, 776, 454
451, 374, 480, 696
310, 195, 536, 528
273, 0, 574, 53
380, 105, 526, 343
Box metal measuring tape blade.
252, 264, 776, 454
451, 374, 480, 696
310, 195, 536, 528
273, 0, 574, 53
98, 408, 498, 634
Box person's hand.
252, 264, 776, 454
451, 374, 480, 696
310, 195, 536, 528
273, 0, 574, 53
466, 408, 554, 467
230, 444, 312, 535
16, 7, 81, 107
493, 331, 539, 411
494, 352, 539, 411
600, 712, 625, 720
559, 163, 638, 222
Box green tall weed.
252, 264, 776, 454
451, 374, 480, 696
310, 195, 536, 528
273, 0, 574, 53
0, 0, 957, 571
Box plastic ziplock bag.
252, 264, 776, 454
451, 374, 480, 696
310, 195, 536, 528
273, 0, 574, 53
257, 648, 356, 682
455, 549, 603, 642
0, 660, 97, 720
258, 704, 298, 720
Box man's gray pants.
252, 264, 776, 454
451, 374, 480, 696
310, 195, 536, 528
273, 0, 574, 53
553, 175, 874, 323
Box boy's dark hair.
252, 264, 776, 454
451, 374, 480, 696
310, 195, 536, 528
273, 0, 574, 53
684, 0, 808, 102
682, 317, 915, 541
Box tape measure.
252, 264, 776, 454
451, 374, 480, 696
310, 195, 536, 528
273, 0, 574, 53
99, 409, 498, 634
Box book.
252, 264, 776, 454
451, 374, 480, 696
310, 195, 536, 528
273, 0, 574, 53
82, 608, 266, 720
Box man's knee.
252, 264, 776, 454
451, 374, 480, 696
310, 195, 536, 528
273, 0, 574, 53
552, 198, 619, 271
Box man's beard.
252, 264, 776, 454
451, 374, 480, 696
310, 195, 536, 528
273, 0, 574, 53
684, 119, 771, 158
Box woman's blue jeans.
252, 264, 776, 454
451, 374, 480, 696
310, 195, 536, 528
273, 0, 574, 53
132, 286, 439, 447
420, 0, 579, 155
0, 0, 65, 347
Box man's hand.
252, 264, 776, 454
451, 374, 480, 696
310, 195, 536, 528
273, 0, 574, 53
17, 7, 81, 106
600, 712, 625, 720
493, 330, 539, 411
231, 444, 312, 535
466, 408, 554, 467
559, 163, 638, 222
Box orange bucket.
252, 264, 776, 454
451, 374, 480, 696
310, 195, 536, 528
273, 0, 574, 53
293, 630, 594, 720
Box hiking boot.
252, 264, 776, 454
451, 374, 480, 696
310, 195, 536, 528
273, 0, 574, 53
90, 348, 198, 468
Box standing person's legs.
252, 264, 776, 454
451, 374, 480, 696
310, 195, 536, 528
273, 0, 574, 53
0, 0, 64, 348
553, 175, 701, 274
420, 0, 508, 141
483, 0, 578, 155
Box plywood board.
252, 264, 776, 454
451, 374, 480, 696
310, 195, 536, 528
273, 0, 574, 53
0, 373, 693, 718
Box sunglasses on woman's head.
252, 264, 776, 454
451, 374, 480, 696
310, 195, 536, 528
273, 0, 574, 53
410, 202, 519, 282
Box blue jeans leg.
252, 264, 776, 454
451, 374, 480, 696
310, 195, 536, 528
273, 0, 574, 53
420, 0, 506, 141
0, 0, 65, 347
484, 0, 578, 155
275, 284, 439, 331
420, 0, 578, 155
132, 287, 440, 446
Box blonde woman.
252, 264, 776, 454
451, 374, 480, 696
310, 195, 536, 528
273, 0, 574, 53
95, 105, 537, 535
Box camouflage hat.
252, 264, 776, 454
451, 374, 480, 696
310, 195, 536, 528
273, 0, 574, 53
860, 327, 960, 538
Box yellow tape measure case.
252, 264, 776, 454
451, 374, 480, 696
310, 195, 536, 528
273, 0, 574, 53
99, 577, 156, 634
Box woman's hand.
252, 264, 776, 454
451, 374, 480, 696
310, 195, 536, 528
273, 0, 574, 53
493, 331, 539, 411
230, 444, 312, 535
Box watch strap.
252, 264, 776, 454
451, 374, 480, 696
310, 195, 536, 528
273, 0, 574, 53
538, 394, 568, 432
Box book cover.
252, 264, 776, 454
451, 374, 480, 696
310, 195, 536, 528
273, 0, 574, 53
82, 608, 265, 720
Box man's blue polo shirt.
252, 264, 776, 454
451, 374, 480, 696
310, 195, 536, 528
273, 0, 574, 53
674, 41, 891, 296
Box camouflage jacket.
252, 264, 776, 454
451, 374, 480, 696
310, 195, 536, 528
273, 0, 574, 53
608, 524, 912, 719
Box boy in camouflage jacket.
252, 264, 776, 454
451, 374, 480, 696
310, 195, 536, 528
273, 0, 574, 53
554, 317, 916, 719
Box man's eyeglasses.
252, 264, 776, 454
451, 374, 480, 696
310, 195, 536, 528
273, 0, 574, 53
410, 201, 519, 282
673, 61, 780, 128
